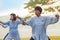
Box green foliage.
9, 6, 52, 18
24, 0, 54, 9
55, 5, 60, 12
44, 7, 55, 12
23, 15, 32, 20
24, 0, 59, 13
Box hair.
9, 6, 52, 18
35, 6, 42, 13
10, 13, 16, 21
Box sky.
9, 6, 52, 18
0, 0, 29, 17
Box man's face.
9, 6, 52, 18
35, 10, 41, 16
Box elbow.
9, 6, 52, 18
53, 20, 59, 24
55, 20, 59, 23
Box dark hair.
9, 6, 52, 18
35, 6, 42, 13
10, 13, 16, 21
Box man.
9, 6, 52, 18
22, 6, 59, 40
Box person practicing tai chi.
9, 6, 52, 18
21, 6, 59, 40
0, 13, 23, 40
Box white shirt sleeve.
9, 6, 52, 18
46, 16, 59, 25
25, 18, 33, 26
0, 21, 9, 25
18, 17, 33, 26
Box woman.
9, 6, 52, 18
0, 13, 23, 40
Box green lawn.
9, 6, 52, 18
21, 38, 60, 40
0, 38, 60, 40
50, 38, 60, 40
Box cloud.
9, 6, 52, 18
0, 6, 29, 17
8, 6, 29, 17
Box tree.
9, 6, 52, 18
24, 0, 60, 13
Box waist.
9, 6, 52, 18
9, 30, 19, 36
9, 28, 18, 32
10, 27, 18, 30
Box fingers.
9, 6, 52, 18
0, 24, 4, 26
55, 14, 59, 19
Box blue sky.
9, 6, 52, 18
0, 0, 29, 13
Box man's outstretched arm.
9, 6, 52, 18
46, 14, 59, 25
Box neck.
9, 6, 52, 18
37, 15, 41, 17
11, 20, 15, 22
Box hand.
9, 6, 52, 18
0, 23, 4, 26
16, 16, 21, 19
55, 14, 59, 19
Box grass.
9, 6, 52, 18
49, 36, 60, 40
21, 38, 60, 40
51, 38, 60, 40
21, 36, 60, 40
21, 38, 30, 40
0, 36, 60, 40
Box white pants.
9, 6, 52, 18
32, 34, 48, 40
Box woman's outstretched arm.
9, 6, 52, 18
0, 21, 9, 25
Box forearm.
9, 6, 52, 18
0, 21, 5, 25
0, 24, 7, 28
20, 18, 29, 25
46, 16, 59, 25
54, 17, 59, 23
18, 17, 31, 26
17, 16, 30, 25
0, 23, 4, 26
50, 17, 59, 24
0, 21, 9, 25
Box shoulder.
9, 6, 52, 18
41, 16, 53, 19
7, 20, 11, 22
29, 16, 35, 20
41, 16, 47, 19
15, 20, 20, 22
31, 16, 38, 19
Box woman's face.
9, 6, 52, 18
10, 15, 14, 20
